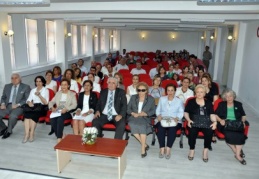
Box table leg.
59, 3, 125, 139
56, 149, 71, 173
118, 149, 126, 179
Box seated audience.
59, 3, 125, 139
172, 73, 181, 87
107, 52, 115, 66
60, 69, 79, 93
201, 73, 219, 104
172, 62, 182, 75
73, 80, 98, 135
114, 72, 125, 90
130, 61, 146, 75
156, 84, 184, 159
133, 52, 141, 61
184, 84, 217, 162
215, 89, 247, 165
82, 67, 100, 84
81, 73, 101, 93
93, 77, 127, 139
23, 76, 49, 143
71, 63, 77, 71
175, 77, 194, 103
74, 67, 82, 84
181, 66, 189, 77
78, 59, 88, 74
187, 72, 196, 91
127, 82, 155, 158
126, 55, 136, 65
149, 63, 161, 79
101, 59, 110, 75
157, 66, 169, 81
103, 63, 115, 77
127, 74, 139, 97
52, 66, 62, 82
114, 57, 129, 72
96, 63, 104, 80
167, 64, 174, 79
194, 67, 205, 84
149, 75, 165, 105
0, 73, 30, 139
45, 70, 57, 93
49, 79, 77, 143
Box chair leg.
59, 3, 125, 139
151, 130, 156, 146
125, 130, 130, 140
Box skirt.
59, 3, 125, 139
73, 113, 94, 123
24, 110, 47, 123
225, 130, 246, 145
128, 117, 152, 135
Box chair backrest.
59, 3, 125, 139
56, 81, 60, 91
161, 61, 169, 71
138, 74, 151, 82
185, 96, 196, 107
77, 82, 82, 92
93, 91, 100, 99
213, 98, 223, 111
118, 69, 131, 77
141, 65, 151, 74
123, 78, 133, 91
48, 88, 55, 101
161, 79, 178, 89
128, 64, 136, 71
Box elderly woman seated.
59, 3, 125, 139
215, 89, 248, 165
156, 84, 184, 159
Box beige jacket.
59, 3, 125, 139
48, 90, 77, 112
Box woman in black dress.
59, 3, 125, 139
215, 89, 247, 165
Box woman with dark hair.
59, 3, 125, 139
172, 73, 181, 87
23, 76, 49, 143
127, 82, 156, 158
149, 75, 165, 105
74, 67, 82, 83
215, 89, 247, 165
157, 66, 169, 81
73, 80, 98, 135
181, 66, 189, 77
114, 72, 125, 90
61, 69, 79, 93
52, 66, 62, 82
194, 66, 204, 84
156, 84, 184, 159
45, 70, 57, 93
49, 78, 77, 143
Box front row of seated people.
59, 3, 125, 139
0, 74, 248, 165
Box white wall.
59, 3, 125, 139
121, 30, 201, 56
238, 21, 259, 116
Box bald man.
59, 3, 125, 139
0, 73, 30, 139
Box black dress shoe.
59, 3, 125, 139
2, 131, 11, 139
141, 151, 147, 158
0, 127, 7, 136
48, 130, 54, 135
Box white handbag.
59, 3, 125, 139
160, 116, 177, 127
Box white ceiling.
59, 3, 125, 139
0, 0, 259, 32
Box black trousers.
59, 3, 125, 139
157, 122, 178, 148
188, 127, 213, 150
92, 114, 125, 139
50, 112, 72, 138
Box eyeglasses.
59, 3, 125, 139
137, 89, 146, 92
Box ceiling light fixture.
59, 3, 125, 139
4, 30, 14, 37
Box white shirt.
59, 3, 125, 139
173, 69, 182, 75
79, 65, 88, 74
149, 68, 158, 79
45, 80, 57, 92
101, 66, 108, 75
130, 68, 146, 75
102, 90, 118, 116
80, 82, 101, 93
114, 64, 129, 72
82, 95, 90, 113
26, 87, 49, 104
127, 85, 137, 96
82, 76, 100, 84
138, 102, 143, 113
175, 87, 194, 104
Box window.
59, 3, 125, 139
100, 28, 105, 53
8, 15, 16, 69
25, 18, 39, 66
109, 30, 113, 51
71, 25, 78, 57
45, 20, 56, 62
93, 28, 99, 53
113, 30, 118, 50
81, 26, 87, 55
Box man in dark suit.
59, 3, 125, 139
0, 73, 30, 139
93, 77, 127, 139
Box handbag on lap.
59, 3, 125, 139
225, 120, 244, 132
191, 106, 211, 129
160, 116, 177, 127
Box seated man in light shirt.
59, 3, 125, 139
82, 67, 100, 84
175, 77, 194, 104
114, 57, 129, 72
130, 61, 146, 75
78, 59, 88, 74
101, 58, 110, 75
149, 63, 162, 79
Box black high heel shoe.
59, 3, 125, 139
145, 144, 150, 151
235, 156, 246, 165
212, 139, 217, 143
240, 150, 245, 158
203, 158, 209, 162
141, 151, 147, 158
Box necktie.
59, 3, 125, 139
12, 86, 17, 104
107, 91, 113, 121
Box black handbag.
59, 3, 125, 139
225, 120, 244, 132
22, 103, 48, 112
191, 115, 212, 129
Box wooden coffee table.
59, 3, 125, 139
54, 134, 127, 179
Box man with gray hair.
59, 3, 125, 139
93, 77, 127, 139
0, 73, 30, 139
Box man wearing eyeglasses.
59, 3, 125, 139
0, 73, 30, 139
93, 77, 127, 139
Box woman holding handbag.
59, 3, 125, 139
156, 84, 184, 159
23, 76, 49, 143
184, 84, 217, 162
215, 89, 247, 165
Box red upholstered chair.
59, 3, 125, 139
161, 61, 169, 71
77, 82, 82, 93
161, 79, 178, 89
123, 78, 133, 91
39, 89, 55, 123
128, 64, 136, 71
56, 81, 60, 91
138, 74, 151, 82
118, 69, 131, 78
141, 65, 151, 74
101, 76, 109, 89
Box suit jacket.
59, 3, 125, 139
215, 100, 246, 121
0, 83, 30, 106
127, 94, 156, 120
76, 92, 98, 112
48, 90, 77, 112
96, 88, 127, 118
